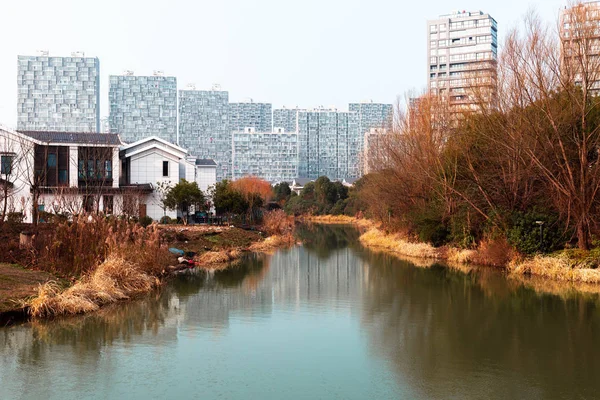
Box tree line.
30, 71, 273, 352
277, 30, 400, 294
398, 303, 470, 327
356, 8, 600, 252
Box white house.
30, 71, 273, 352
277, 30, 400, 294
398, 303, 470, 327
0, 126, 124, 222
0, 126, 217, 223
120, 136, 217, 221
194, 158, 217, 193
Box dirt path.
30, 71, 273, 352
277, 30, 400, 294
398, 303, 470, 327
0, 264, 55, 314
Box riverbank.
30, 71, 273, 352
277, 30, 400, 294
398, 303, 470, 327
0, 222, 293, 322
299, 215, 373, 228
358, 226, 600, 285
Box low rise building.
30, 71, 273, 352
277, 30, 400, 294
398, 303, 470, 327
0, 126, 216, 222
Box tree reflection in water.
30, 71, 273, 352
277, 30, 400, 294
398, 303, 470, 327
358, 249, 600, 399
1, 224, 600, 400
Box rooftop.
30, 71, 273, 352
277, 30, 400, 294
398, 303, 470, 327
196, 159, 217, 166
18, 131, 122, 146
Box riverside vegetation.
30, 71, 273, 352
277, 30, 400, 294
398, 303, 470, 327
271, 10, 600, 285
0, 177, 295, 321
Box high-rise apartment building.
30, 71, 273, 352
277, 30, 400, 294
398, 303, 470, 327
273, 107, 304, 132
427, 11, 498, 110
297, 109, 360, 180
17, 53, 100, 132
349, 102, 393, 133
229, 102, 272, 132
232, 129, 298, 182
560, 1, 600, 94
178, 87, 231, 181
108, 72, 177, 144
349, 101, 393, 164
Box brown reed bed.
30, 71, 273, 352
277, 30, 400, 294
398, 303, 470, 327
358, 225, 600, 288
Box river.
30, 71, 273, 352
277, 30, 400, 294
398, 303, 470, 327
1, 224, 600, 399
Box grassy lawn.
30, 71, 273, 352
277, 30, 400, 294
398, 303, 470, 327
0, 264, 55, 313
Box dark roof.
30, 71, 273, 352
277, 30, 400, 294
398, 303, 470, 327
18, 131, 122, 146
195, 158, 217, 166
293, 178, 312, 186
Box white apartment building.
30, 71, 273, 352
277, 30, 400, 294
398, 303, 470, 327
560, 1, 600, 94
427, 10, 498, 111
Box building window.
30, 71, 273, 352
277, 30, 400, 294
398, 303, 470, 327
1, 155, 14, 175
103, 195, 113, 215
47, 153, 57, 168
78, 160, 85, 178
163, 161, 169, 177
105, 160, 112, 179
58, 169, 68, 184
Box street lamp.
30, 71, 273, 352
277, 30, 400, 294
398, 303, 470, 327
535, 221, 545, 250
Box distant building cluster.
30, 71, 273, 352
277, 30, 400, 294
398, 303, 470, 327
16, 54, 392, 182
28, 6, 590, 183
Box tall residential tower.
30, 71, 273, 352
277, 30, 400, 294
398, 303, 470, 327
427, 11, 498, 111
229, 101, 272, 132
17, 53, 100, 132
178, 86, 231, 180
108, 72, 177, 143
297, 109, 360, 180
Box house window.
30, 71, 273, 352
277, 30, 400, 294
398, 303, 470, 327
163, 161, 169, 177
47, 153, 57, 168
1, 155, 14, 175
78, 160, 85, 178
105, 160, 112, 179
58, 169, 68, 184
103, 195, 113, 215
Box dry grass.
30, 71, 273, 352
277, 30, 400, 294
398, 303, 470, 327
508, 255, 600, 284
36, 215, 171, 277
28, 256, 159, 318
249, 233, 295, 253
195, 248, 246, 268
303, 215, 374, 228
262, 210, 294, 235
359, 228, 440, 259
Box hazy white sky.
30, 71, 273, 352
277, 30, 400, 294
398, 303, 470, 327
0, 0, 567, 127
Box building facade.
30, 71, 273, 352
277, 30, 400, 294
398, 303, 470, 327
229, 102, 272, 132
427, 10, 498, 111
349, 101, 393, 161
297, 109, 360, 180
178, 88, 231, 181
17, 54, 100, 132
560, 1, 600, 94
108, 73, 178, 144
273, 107, 303, 132
232, 130, 298, 183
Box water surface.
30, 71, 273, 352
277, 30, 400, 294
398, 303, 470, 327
1, 224, 600, 399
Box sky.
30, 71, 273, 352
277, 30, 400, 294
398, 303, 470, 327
0, 0, 568, 128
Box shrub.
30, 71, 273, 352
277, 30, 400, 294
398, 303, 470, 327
330, 199, 347, 216
409, 207, 449, 247
507, 210, 567, 255
262, 209, 294, 235
160, 216, 173, 224
139, 215, 153, 228
7, 212, 24, 224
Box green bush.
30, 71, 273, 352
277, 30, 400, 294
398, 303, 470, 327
160, 216, 173, 224
139, 215, 153, 228
410, 206, 450, 247
506, 210, 567, 255
330, 199, 347, 216
7, 212, 24, 224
